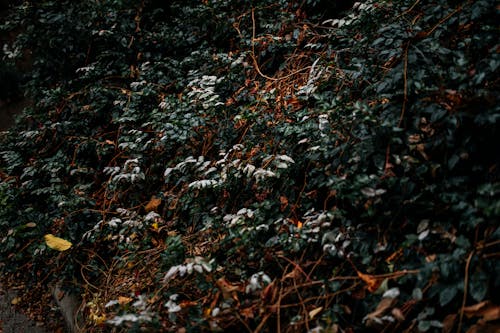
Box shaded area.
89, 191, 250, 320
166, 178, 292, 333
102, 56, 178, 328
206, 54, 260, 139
0, 284, 46, 333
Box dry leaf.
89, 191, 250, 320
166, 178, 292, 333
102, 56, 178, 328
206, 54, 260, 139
442, 313, 457, 333
309, 306, 323, 319
279, 196, 288, 211
364, 297, 397, 327
216, 278, 241, 299
118, 296, 132, 305
283, 267, 301, 280
261, 280, 276, 302
240, 306, 255, 319
391, 307, 405, 321
357, 271, 383, 292
11, 297, 21, 305
25, 222, 37, 228
44, 234, 72, 251
463, 301, 500, 322
145, 196, 162, 212
466, 323, 500, 333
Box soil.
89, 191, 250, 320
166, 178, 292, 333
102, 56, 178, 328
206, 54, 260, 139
0, 283, 47, 333
0, 279, 71, 332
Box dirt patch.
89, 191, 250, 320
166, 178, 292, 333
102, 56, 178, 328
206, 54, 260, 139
0, 276, 68, 333
0, 283, 46, 333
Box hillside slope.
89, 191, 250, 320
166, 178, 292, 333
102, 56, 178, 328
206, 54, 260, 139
1, 0, 499, 332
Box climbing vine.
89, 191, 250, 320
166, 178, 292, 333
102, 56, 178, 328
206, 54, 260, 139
1, 0, 499, 332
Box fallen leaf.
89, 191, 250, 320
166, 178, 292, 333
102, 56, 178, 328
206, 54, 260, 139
463, 301, 500, 322
466, 323, 500, 333
216, 278, 241, 299
145, 196, 162, 212
261, 280, 275, 302
25, 222, 37, 228
11, 297, 21, 305
44, 234, 72, 251
118, 296, 132, 305
364, 297, 397, 327
241, 306, 255, 319
309, 306, 323, 319
357, 271, 383, 293
442, 313, 457, 333
391, 307, 405, 321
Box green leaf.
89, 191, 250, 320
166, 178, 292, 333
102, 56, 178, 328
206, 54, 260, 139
469, 271, 488, 302
439, 285, 457, 306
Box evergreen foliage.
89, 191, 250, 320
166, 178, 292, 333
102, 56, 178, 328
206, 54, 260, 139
1, 0, 499, 331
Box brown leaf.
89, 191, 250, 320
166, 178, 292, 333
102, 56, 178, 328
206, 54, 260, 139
261, 280, 275, 302
357, 271, 383, 293
145, 196, 162, 212
463, 301, 500, 322
283, 267, 301, 280
216, 278, 241, 299
391, 307, 405, 321
442, 313, 457, 333
279, 196, 288, 212
240, 306, 255, 319
364, 297, 397, 327
466, 323, 500, 333
118, 296, 132, 305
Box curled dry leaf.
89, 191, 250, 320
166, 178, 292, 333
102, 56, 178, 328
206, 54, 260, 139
118, 296, 132, 305
144, 196, 162, 212
391, 307, 405, 321
357, 271, 384, 293
309, 306, 323, 319
216, 277, 241, 299
364, 297, 397, 327
463, 301, 500, 322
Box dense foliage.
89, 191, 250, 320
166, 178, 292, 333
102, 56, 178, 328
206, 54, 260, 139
1, 0, 499, 332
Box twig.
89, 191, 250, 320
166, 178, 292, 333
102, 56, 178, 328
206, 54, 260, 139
235, 312, 254, 333
426, 5, 462, 37
253, 312, 272, 333
457, 250, 475, 333
292, 275, 310, 332
277, 254, 312, 282
251, 8, 310, 82
398, 42, 409, 128
397, 0, 421, 18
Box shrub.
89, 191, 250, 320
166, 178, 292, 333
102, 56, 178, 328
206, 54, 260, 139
1, 0, 498, 332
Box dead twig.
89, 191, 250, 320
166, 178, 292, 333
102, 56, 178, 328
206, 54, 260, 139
457, 250, 475, 333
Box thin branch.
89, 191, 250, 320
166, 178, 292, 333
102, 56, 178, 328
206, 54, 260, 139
457, 250, 475, 333
397, 0, 421, 18
398, 42, 409, 128
251, 8, 310, 82
426, 5, 462, 37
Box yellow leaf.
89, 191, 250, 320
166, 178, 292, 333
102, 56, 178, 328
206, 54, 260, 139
11, 297, 21, 305
44, 234, 72, 251
91, 313, 106, 325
